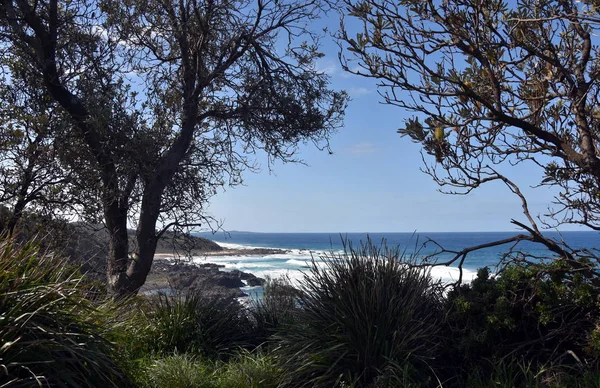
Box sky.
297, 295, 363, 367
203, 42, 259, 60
204, 7, 574, 234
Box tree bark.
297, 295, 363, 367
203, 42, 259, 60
105, 204, 130, 295
122, 189, 161, 294
7, 196, 27, 235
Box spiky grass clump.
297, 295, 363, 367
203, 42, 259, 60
143, 292, 253, 359
0, 238, 129, 387
275, 240, 444, 387
251, 276, 299, 342
140, 350, 282, 388
141, 354, 217, 388
219, 349, 283, 388
464, 359, 600, 388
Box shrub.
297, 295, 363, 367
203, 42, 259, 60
274, 239, 445, 387
444, 262, 600, 384
143, 291, 253, 359
140, 350, 282, 388
465, 359, 600, 388
250, 276, 299, 344
0, 237, 129, 387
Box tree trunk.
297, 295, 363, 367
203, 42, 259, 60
124, 226, 158, 295
7, 162, 35, 235
109, 186, 161, 295
7, 197, 27, 235
105, 205, 130, 296
114, 105, 198, 296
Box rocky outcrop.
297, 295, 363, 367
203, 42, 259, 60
141, 259, 265, 298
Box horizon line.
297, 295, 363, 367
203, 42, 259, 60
196, 229, 595, 234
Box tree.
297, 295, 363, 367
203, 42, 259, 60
337, 0, 600, 277
0, 59, 73, 233
0, 0, 347, 296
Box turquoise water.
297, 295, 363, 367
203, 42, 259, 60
188, 231, 599, 296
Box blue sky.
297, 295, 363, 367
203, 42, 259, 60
204, 11, 568, 234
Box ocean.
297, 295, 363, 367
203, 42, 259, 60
191, 231, 599, 297
186, 231, 600, 294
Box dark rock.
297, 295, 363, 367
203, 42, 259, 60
216, 275, 245, 288
244, 248, 289, 255
143, 259, 262, 299
245, 276, 264, 287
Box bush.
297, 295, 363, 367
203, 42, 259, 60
142, 291, 253, 359
0, 237, 129, 387
444, 262, 600, 384
274, 240, 445, 387
465, 359, 600, 388
250, 276, 299, 343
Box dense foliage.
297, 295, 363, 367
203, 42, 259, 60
0, 238, 129, 387
0, 0, 347, 295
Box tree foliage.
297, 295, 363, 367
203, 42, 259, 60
338, 0, 600, 270
0, 61, 73, 232
0, 0, 347, 295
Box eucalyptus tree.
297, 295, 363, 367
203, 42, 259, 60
338, 0, 600, 276
0, 0, 347, 296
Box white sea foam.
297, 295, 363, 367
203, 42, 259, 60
429, 266, 477, 283
223, 262, 275, 269
154, 240, 480, 295
285, 259, 312, 268
216, 242, 259, 250
251, 269, 308, 286
212, 240, 343, 258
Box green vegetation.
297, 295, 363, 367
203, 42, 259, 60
2, 0, 600, 386
0, 238, 130, 387
275, 242, 444, 387
137, 352, 282, 388
3, 236, 599, 387
0, 0, 346, 297
140, 292, 255, 358
441, 264, 600, 386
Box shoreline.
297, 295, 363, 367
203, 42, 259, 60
141, 247, 289, 297
153, 246, 290, 259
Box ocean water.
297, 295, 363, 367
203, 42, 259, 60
187, 231, 599, 296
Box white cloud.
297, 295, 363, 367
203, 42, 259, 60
348, 87, 372, 97
315, 58, 339, 76
348, 142, 376, 155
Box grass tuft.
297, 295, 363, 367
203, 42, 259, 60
275, 238, 444, 387
0, 237, 129, 387
142, 291, 253, 358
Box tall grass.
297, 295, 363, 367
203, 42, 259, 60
141, 354, 218, 388
250, 276, 299, 343
218, 349, 283, 388
139, 350, 282, 388
465, 359, 600, 388
0, 237, 129, 387
142, 291, 253, 358
275, 239, 445, 387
